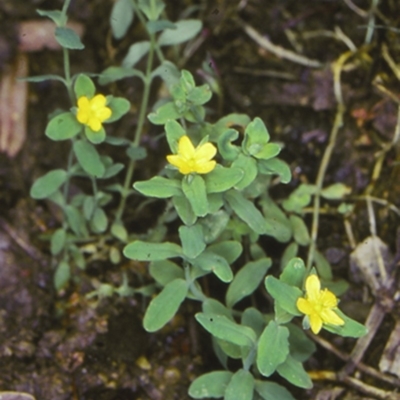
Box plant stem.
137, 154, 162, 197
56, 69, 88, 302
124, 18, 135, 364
114, 33, 156, 222
306, 51, 352, 271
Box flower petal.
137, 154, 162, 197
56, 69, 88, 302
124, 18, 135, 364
320, 309, 344, 326
77, 96, 90, 109
167, 155, 191, 174
195, 142, 217, 162
305, 274, 320, 302
178, 136, 195, 159
96, 107, 112, 122
297, 298, 313, 315
194, 160, 216, 174
91, 94, 107, 108
88, 117, 101, 132
320, 289, 338, 308
309, 313, 323, 334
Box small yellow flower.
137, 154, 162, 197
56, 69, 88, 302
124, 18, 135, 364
76, 95, 112, 132
166, 135, 217, 175
297, 274, 344, 334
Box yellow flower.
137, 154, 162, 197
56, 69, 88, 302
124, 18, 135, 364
166, 135, 217, 175
76, 95, 112, 132
297, 274, 344, 334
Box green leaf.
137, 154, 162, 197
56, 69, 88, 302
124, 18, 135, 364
98, 66, 145, 85
200, 210, 229, 243
123, 240, 182, 261
149, 260, 184, 286
314, 250, 333, 280
224, 369, 254, 400
208, 193, 224, 213
165, 120, 186, 153
19, 74, 66, 84
226, 258, 272, 308
187, 85, 212, 106
231, 154, 258, 190
225, 190, 266, 234
254, 380, 296, 400
134, 176, 182, 198
30, 169, 67, 199
73, 139, 105, 177
243, 117, 270, 153
290, 215, 310, 246
111, 221, 128, 242
50, 228, 66, 256
138, 0, 165, 21
203, 165, 244, 193
261, 196, 292, 243
258, 158, 291, 184
182, 175, 209, 217
179, 224, 205, 259
110, 0, 134, 39
202, 298, 233, 320
287, 323, 316, 362
90, 207, 108, 233
74, 74, 95, 98
147, 19, 176, 34
82, 197, 95, 219
323, 310, 368, 338
54, 260, 70, 290
101, 162, 124, 179
158, 19, 202, 46
65, 205, 87, 236
122, 41, 150, 68
172, 195, 197, 225
189, 371, 233, 399
70, 244, 86, 269
241, 308, 266, 338
107, 97, 131, 122
126, 145, 147, 161
143, 278, 188, 332
212, 114, 251, 140
216, 339, 242, 359
55, 27, 84, 50
257, 321, 290, 377
151, 60, 181, 89
148, 101, 182, 124
193, 251, 233, 282
280, 257, 306, 288
84, 126, 106, 144
195, 313, 257, 347
280, 242, 298, 271
217, 128, 240, 161
253, 143, 281, 160
45, 112, 82, 141
37, 9, 66, 25
265, 276, 302, 316
321, 183, 351, 200
208, 241, 242, 264
276, 355, 313, 389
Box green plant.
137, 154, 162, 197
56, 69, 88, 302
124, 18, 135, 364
28, 0, 367, 399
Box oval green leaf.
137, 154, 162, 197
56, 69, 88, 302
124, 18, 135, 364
123, 240, 182, 261
257, 321, 290, 377
45, 112, 82, 141
143, 278, 188, 332
30, 169, 67, 199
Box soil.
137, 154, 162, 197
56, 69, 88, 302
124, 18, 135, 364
0, 0, 400, 399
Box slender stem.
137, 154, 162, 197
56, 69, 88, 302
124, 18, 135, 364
63, 48, 74, 103
115, 33, 156, 222
61, 0, 72, 19
91, 176, 98, 207
306, 52, 353, 271
131, 0, 165, 63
